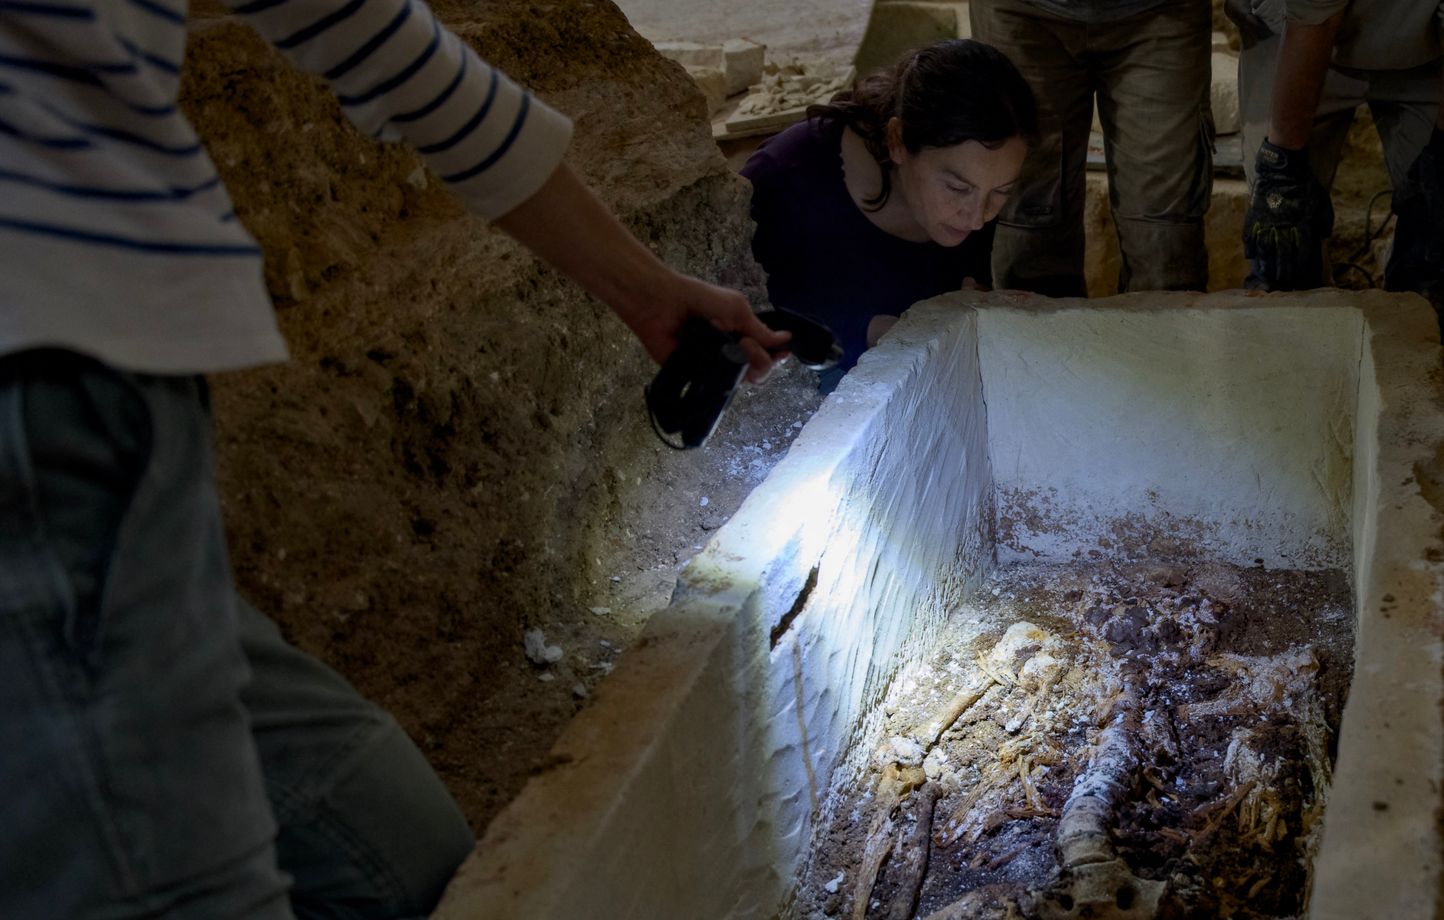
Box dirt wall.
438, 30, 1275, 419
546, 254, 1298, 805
178, 0, 807, 830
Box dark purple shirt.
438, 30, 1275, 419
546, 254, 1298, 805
741, 117, 994, 373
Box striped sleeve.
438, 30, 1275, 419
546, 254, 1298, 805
226, 0, 573, 219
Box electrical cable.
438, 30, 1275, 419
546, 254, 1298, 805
1331, 187, 1395, 289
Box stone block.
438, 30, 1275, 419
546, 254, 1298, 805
1082, 172, 1117, 297
437, 290, 1444, 920
1205, 176, 1249, 289
1083, 172, 1248, 296
652, 39, 723, 70
722, 38, 766, 96
438, 303, 994, 920
854, 1, 959, 75
1211, 50, 1240, 135
686, 65, 728, 115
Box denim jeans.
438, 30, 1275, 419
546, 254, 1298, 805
0, 351, 473, 918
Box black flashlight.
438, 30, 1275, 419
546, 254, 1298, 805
645, 310, 841, 449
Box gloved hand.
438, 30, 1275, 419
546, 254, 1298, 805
1385, 127, 1444, 297
1244, 139, 1334, 291
1223, 0, 1274, 48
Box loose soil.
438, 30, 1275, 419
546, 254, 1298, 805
790, 560, 1353, 920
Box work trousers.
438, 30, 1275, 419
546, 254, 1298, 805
971, 0, 1215, 296
0, 350, 473, 919
1238, 32, 1440, 288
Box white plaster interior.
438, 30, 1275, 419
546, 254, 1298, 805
977, 305, 1363, 569
435, 290, 1444, 920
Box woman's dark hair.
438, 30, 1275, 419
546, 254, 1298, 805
808, 39, 1039, 210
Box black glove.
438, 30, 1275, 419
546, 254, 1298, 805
1244, 140, 1334, 291
1385, 127, 1444, 298
1223, 0, 1274, 48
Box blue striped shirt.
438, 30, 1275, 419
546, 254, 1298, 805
0, 0, 573, 373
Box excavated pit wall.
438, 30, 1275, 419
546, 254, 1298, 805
177, 0, 808, 829
438, 290, 1444, 919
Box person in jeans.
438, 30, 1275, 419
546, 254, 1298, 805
970, 0, 1215, 296
1228, 0, 1443, 297
0, 0, 786, 917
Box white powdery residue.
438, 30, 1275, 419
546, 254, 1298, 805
523, 628, 564, 665
880, 735, 925, 766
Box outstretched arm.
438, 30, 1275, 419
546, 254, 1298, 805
1266, 13, 1345, 149
1241, 11, 1343, 290
494, 161, 787, 381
